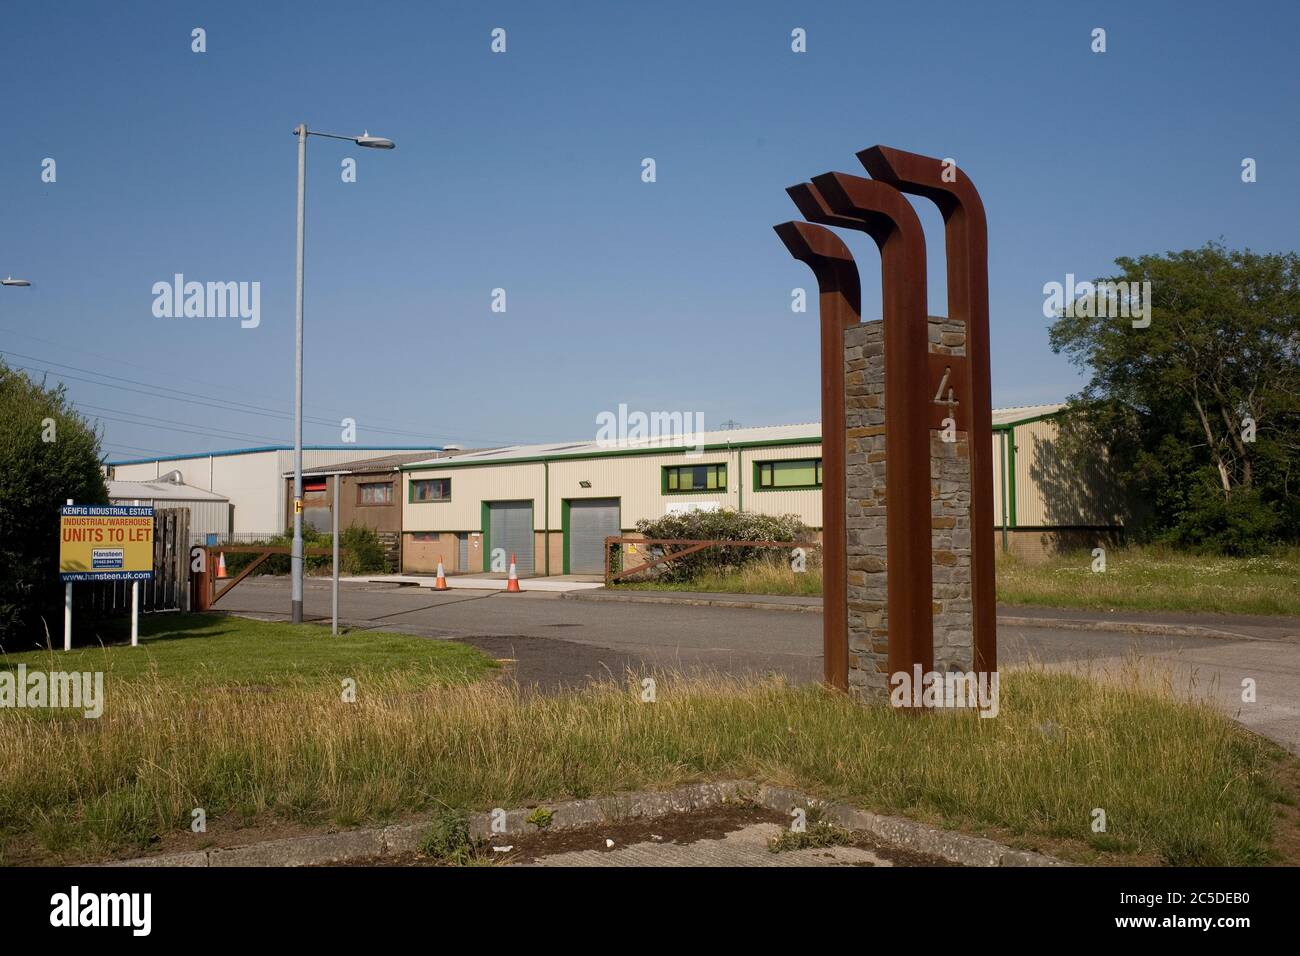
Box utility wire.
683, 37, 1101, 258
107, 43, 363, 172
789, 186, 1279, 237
0, 333, 520, 446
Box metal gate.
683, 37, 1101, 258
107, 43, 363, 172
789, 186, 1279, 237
458, 532, 469, 570
567, 498, 620, 573
487, 500, 534, 576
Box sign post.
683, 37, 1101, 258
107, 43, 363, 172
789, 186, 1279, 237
331, 478, 340, 636
131, 499, 141, 647
64, 499, 72, 652
59, 502, 155, 649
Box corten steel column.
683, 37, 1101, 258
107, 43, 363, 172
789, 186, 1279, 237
858, 146, 997, 674
773, 220, 861, 692
798, 172, 936, 683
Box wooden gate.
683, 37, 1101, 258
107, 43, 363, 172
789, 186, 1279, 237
81, 508, 191, 615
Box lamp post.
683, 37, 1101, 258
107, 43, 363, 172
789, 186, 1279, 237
290, 124, 395, 624
1, 276, 32, 287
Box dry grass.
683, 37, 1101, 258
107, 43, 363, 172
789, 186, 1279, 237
615, 555, 823, 596
615, 546, 1300, 618
996, 546, 1300, 616
1, 660, 1290, 866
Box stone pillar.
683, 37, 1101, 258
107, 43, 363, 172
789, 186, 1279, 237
928, 317, 974, 674
844, 317, 975, 701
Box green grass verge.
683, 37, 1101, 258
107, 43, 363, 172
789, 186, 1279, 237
995, 546, 1300, 616
0, 657, 1292, 866
611, 546, 1300, 617
0, 613, 495, 693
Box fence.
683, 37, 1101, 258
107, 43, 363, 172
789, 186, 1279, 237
81, 508, 191, 615
187, 530, 287, 549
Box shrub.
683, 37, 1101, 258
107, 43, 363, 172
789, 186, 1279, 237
336, 525, 386, 574
1163, 484, 1281, 556
0, 362, 108, 644
222, 525, 386, 577
632, 509, 812, 582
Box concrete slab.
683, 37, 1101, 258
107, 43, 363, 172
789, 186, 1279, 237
523, 821, 889, 867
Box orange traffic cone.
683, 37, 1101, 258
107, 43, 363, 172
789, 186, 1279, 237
217, 550, 228, 579
434, 556, 448, 590
505, 553, 522, 592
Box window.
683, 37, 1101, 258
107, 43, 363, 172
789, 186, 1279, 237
756, 458, 822, 489
663, 463, 726, 493
410, 531, 441, 542
410, 478, 451, 502
357, 481, 394, 505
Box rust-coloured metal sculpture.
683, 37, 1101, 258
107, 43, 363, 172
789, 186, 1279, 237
773, 220, 859, 692
802, 173, 935, 685
856, 147, 997, 675
774, 145, 996, 698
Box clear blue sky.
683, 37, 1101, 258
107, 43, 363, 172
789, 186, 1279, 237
2, 0, 1297, 460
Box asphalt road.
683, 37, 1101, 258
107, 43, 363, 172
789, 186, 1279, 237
215, 578, 1300, 753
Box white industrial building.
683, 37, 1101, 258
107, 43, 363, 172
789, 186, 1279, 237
104, 406, 1123, 575
106, 445, 444, 536
107, 476, 232, 541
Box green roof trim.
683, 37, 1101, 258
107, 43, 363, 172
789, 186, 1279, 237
992, 408, 1067, 430
400, 436, 822, 472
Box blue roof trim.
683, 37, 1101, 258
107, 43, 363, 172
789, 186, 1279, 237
105, 444, 444, 466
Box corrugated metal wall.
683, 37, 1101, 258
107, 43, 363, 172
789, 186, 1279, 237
992, 431, 1010, 527
736, 443, 825, 525
404, 462, 546, 530
403, 442, 828, 534
1011, 419, 1126, 527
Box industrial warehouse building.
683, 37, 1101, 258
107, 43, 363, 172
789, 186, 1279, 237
106, 445, 444, 537
107, 476, 232, 540
398, 406, 1124, 576
990, 404, 1128, 559
104, 406, 1123, 576
280, 451, 471, 570
400, 423, 826, 576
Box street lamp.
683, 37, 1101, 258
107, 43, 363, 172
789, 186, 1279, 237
1, 276, 32, 287
289, 124, 396, 624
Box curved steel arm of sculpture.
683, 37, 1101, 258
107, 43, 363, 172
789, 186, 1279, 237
799, 171, 936, 684
786, 181, 870, 234
772, 219, 861, 316
773, 220, 859, 692
857, 146, 997, 675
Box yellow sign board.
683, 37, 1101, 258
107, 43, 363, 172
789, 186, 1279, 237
59, 505, 154, 582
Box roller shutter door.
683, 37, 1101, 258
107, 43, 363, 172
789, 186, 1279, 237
568, 498, 620, 574
488, 500, 534, 576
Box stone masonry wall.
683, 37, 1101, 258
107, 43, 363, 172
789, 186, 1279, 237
843, 317, 974, 702
929, 317, 974, 674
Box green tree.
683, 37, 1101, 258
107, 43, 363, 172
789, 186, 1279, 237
1048, 242, 1300, 553
0, 361, 108, 643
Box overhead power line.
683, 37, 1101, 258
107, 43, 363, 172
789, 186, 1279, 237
0, 327, 452, 434
4, 351, 521, 448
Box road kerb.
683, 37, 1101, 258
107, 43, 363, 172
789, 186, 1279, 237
100, 779, 1066, 868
